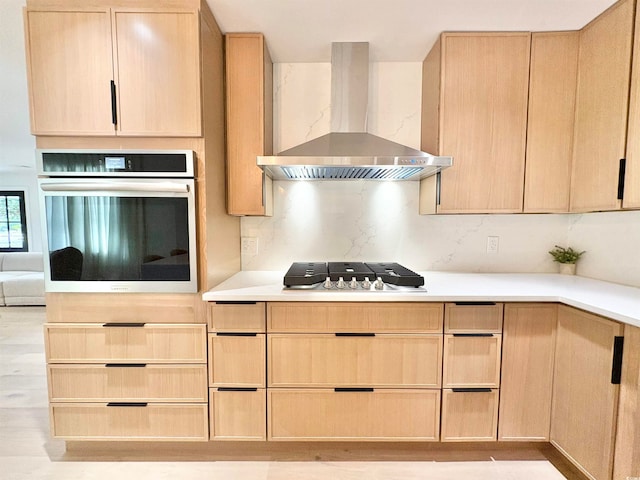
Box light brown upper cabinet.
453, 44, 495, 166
523, 32, 579, 213
24, 3, 202, 136
421, 33, 531, 214
623, 1, 640, 209
570, 0, 635, 212
225, 33, 273, 216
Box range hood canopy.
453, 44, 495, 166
258, 42, 452, 181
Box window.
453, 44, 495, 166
0, 191, 28, 252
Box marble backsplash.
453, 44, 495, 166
241, 62, 640, 288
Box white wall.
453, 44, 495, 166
0, 0, 41, 252
241, 62, 640, 288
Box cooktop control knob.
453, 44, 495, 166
323, 277, 332, 289
349, 277, 358, 289
337, 277, 346, 289
362, 277, 372, 289
374, 277, 384, 290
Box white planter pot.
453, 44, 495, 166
559, 263, 576, 275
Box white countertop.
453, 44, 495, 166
202, 271, 640, 328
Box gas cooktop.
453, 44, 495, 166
283, 262, 426, 292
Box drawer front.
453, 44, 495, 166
441, 388, 499, 442
50, 403, 208, 441
268, 334, 442, 387
444, 303, 503, 333
209, 388, 266, 441
443, 334, 502, 387
268, 302, 444, 333
45, 324, 206, 363
209, 334, 265, 387
208, 302, 266, 332
48, 365, 207, 402
268, 388, 440, 441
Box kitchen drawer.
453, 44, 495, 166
208, 302, 266, 332
267, 302, 444, 333
47, 364, 207, 402
44, 323, 206, 363
209, 333, 265, 387
209, 388, 266, 441
444, 303, 503, 333
268, 388, 440, 441
443, 334, 502, 388
50, 403, 208, 441
441, 388, 499, 442
268, 334, 442, 387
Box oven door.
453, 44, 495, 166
38, 178, 197, 293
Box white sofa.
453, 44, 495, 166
0, 252, 46, 306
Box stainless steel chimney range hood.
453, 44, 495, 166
258, 42, 452, 181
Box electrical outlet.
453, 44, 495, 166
487, 236, 499, 254
241, 237, 258, 255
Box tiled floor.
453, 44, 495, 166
0, 306, 575, 480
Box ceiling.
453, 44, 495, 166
206, 0, 617, 62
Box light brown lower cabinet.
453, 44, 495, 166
267, 388, 440, 441
442, 334, 502, 388
50, 403, 208, 441
208, 333, 266, 387
441, 388, 499, 442
551, 305, 623, 480
209, 388, 266, 441
498, 304, 557, 441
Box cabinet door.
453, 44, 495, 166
499, 304, 556, 441
551, 306, 623, 480
225, 33, 273, 216
210, 388, 266, 441
24, 8, 115, 135
524, 32, 579, 213
437, 33, 531, 213
623, 1, 640, 209
441, 388, 499, 442
570, 0, 634, 212
442, 334, 502, 388
113, 9, 201, 136
208, 333, 265, 387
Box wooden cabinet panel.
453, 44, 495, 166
225, 33, 273, 216
551, 305, 623, 480
47, 364, 207, 402
268, 302, 444, 333
570, 0, 635, 212
624, 0, 640, 209
499, 304, 557, 441
24, 8, 115, 135
50, 403, 208, 441
45, 324, 207, 363
210, 388, 266, 441
113, 10, 201, 136
524, 32, 579, 213
434, 33, 531, 213
613, 325, 640, 480
443, 334, 502, 388
208, 302, 266, 332
441, 389, 499, 441
444, 303, 503, 333
268, 334, 442, 388
268, 389, 440, 441
208, 334, 265, 387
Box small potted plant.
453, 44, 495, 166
548, 245, 585, 275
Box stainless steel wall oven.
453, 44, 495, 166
37, 150, 197, 293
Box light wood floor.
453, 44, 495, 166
0, 306, 581, 480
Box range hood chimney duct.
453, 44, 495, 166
258, 42, 452, 181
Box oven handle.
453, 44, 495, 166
40, 182, 190, 193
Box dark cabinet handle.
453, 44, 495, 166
103, 323, 145, 327
611, 336, 624, 384
454, 302, 496, 306
335, 333, 375, 337
617, 159, 626, 200
105, 363, 146, 368
110, 80, 117, 125
214, 301, 258, 305
217, 387, 258, 392
452, 388, 492, 393
334, 388, 374, 392
452, 333, 494, 337
107, 402, 147, 407
216, 332, 258, 337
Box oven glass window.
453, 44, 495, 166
44, 196, 190, 281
